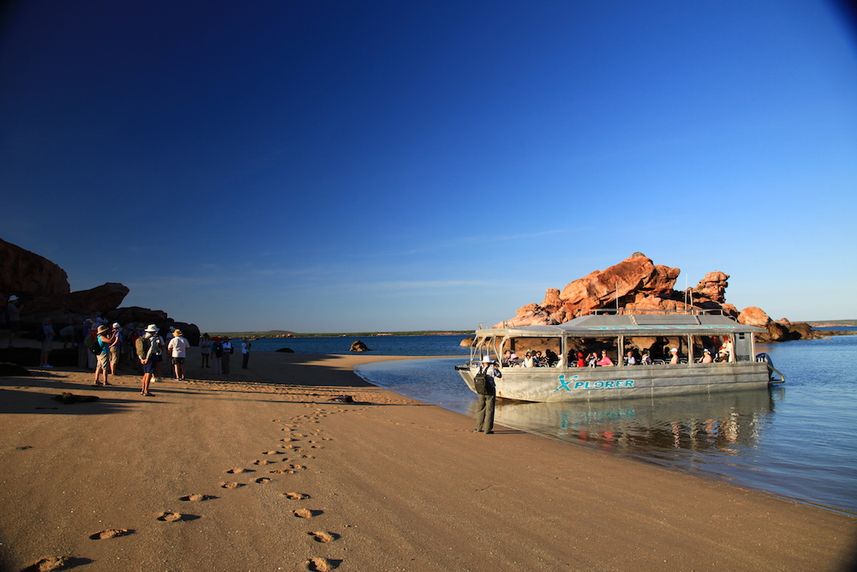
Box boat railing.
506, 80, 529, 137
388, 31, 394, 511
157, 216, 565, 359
589, 308, 727, 316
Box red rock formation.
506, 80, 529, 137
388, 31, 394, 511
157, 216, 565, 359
693, 271, 729, 304
558, 253, 680, 315
495, 252, 808, 341
0, 238, 70, 298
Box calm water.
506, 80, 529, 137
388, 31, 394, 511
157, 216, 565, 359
243, 335, 469, 356
355, 334, 857, 515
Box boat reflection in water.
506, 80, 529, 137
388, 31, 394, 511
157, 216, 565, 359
481, 388, 777, 464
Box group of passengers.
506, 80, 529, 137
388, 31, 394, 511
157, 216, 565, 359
501, 340, 733, 369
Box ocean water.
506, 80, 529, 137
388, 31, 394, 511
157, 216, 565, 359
355, 334, 857, 515
240, 334, 469, 356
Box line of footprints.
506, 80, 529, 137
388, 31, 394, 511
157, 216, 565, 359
27, 406, 344, 572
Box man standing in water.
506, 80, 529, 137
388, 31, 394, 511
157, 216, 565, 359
474, 355, 501, 434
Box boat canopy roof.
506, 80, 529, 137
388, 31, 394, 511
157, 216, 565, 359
476, 313, 765, 337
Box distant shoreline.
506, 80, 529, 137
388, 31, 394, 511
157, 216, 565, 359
207, 330, 472, 339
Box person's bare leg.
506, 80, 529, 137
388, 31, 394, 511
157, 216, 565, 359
141, 372, 151, 395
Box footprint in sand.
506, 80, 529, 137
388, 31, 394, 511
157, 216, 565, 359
305, 556, 339, 571
24, 555, 91, 571
268, 468, 291, 475
293, 508, 322, 518
307, 530, 339, 543
16, 445, 33, 450
156, 511, 184, 522
89, 528, 133, 540
255, 477, 271, 484
262, 450, 284, 455
253, 459, 275, 465
179, 494, 216, 502
220, 481, 245, 489
226, 467, 252, 474
283, 492, 310, 500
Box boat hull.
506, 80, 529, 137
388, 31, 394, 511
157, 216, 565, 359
457, 362, 772, 402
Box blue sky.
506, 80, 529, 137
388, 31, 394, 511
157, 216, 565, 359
2, 0, 856, 331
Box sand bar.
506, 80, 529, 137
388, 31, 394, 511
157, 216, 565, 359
1, 350, 854, 571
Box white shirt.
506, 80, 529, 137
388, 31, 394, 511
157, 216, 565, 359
168, 336, 189, 358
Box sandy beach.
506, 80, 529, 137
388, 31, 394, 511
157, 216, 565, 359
1, 350, 854, 571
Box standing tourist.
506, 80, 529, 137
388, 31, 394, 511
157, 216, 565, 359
93, 324, 114, 386
200, 333, 212, 368
137, 324, 163, 396
474, 356, 502, 434
221, 337, 233, 375
40, 318, 55, 368
212, 336, 223, 375
168, 328, 190, 381
109, 322, 123, 375
241, 337, 251, 369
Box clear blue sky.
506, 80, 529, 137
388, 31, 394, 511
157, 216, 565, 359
2, 0, 856, 331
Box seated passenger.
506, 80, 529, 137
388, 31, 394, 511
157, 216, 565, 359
669, 347, 679, 365
640, 350, 652, 365
576, 351, 586, 368
597, 350, 614, 367
535, 350, 545, 367
702, 348, 713, 363
587, 352, 598, 368
509, 351, 520, 366
625, 350, 636, 366
544, 348, 559, 367
523, 351, 534, 368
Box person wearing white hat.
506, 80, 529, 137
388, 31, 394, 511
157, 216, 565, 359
109, 322, 123, 376
474, 355, 502, 434
137, 324, 164, 396
702, 348, 713, 364
669, 347, 679, 365
168, 329, 190, 381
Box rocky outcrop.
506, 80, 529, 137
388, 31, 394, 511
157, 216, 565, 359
0, 239, 70, 299
1, 238, 199, 343
497, 252, 812, 341
460, 337, 474, 348
350, 340, 370, 352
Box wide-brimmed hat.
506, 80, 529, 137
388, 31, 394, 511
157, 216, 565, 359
173, 329, 183, 337
145, 324, 159, 333
670, 347, 678, 353
97, 324, 109, 334
481, 355, 494, 363
112, 322, 120, 328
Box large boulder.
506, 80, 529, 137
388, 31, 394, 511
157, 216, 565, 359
0, 238, 70, 299
693, 271, 729, 304
350, 340, 370, 352
107, 306, 169, 327
738, 306, 771, 328
170, 322, 201, 346
559, 253, 680, 315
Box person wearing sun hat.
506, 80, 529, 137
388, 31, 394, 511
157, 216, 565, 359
167, 328, 190, 381
137, 324, 164, 396
474, 355, 502, 435
93, 324, 115, 386
669, 347, 680, 365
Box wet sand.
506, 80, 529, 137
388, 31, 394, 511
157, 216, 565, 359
1, 350, 854, 571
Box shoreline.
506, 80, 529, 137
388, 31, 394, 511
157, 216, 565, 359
1, 350, 854, 570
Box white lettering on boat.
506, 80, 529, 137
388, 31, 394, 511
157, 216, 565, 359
556, 374, 635, 391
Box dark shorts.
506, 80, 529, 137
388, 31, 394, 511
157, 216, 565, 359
143, 354, 162, 374
172, 357, 185, 365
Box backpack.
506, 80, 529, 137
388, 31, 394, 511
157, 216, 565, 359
84, 335, 100, 355
473, 368, 494, 396
135, 336, 151, 360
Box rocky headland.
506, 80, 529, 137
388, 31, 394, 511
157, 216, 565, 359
1, 238, 200, 344
497, 252, 820, 342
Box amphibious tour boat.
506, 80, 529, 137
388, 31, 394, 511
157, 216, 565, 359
456, 311, 784, 403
